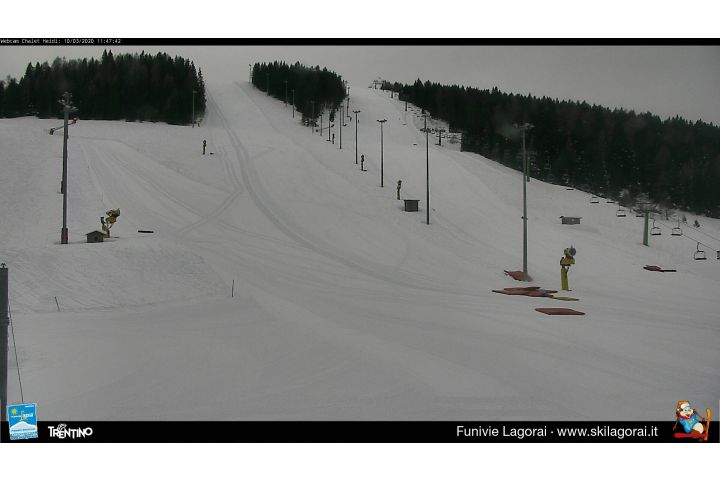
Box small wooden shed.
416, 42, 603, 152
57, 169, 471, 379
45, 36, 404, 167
86, 230, 105, 243
404, 199, 419, 212
560, 216, 582, 225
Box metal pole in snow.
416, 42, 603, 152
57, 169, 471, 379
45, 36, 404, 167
514, 122, 533, 280
377, 119, 387, 187
425, 115, 429, 225
60, 92, 74, 245
1, 264, 8, 422
353, 110, 361, 164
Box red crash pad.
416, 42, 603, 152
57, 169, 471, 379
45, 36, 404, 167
504, 270, 526, 281
493, 287, 557, 297
644, 265, 677, 272
535, 307, 585, 315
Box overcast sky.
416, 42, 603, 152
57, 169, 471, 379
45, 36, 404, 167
2, 44, 719, 124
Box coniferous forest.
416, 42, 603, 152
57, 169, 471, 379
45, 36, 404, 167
384, 80, 720, 217
0, 50, 206, 124
252, 61, 346, 125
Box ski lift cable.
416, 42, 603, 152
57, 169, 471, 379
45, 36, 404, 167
682, 222, 720, 244
8, 301, 25, 403
653, 218, 716, 250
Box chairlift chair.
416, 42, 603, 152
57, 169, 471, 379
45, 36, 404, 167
650, 220, 662, 236
616, 208, 626, 217
635, 210, 645, 217
694, 243, 707, 260
717, 250, 720, 260
590, 196, 599, 204
671, 220, 682, 236
606, 199, 615, 204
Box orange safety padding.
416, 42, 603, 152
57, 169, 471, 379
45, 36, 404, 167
535, 307, 585, 315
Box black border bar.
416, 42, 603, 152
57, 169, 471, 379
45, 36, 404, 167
1, 38, 720, 47
1, 421, 717, 443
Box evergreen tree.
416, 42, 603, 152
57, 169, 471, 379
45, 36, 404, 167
1, 51, 207, 124
383, 78, 720, 217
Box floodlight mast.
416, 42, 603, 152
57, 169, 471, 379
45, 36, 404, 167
377, 119, 387, 187
514, 122, 533, 280
59, 92, 77, 245
353, 110, 361, 164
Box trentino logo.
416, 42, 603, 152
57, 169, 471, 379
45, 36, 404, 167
47, 424, 94, 439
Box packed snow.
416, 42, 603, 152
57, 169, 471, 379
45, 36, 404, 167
1, 82, 718, 420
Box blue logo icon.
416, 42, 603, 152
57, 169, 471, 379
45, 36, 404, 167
7, 403, 38, 440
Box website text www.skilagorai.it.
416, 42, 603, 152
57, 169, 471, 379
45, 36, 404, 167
457, 425, 659, 440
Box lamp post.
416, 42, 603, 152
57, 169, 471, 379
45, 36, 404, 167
310, 100, 315, 129
192, 89, 196, 127
292, 89, 295, 118
338, 107, 342, 149
59, 92, 76, 245
266, 73, 269, 94
424, 114, 430, 225
1, 263, 8, 422
514, 123, 534, 280
377, 119, 387, 187
284, 80, 288, 106
249, 63, 252, 84
353, 110, 361, 164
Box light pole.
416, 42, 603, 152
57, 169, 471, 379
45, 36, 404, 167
353, 110, 361, 164
292, 89, 295, 118
310, 100, 315, 128
424, 114, 430, 225
1, 263, 8, 422
377, 119, 387, 187
514, 123, 534, 280
338, 107, 342, 149
59, 92, 76, 245
249, 63, 252, 84
284, 80, 288, 106
192, 90, 196, 127
266, 73, 269, 94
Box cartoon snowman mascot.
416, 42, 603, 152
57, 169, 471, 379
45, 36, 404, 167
676, 401, 706, 436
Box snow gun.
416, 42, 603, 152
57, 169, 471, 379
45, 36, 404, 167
560, 246, 576, 291
101, 208, 121, 238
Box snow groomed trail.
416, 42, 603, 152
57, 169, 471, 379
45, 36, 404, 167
1, 82, 718, 420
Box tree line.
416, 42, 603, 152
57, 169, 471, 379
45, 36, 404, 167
0, 50, 206, 124
383, 79, 720, 217
252, 61, 346, 124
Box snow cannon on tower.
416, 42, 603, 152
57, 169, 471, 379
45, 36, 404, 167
100, 208, 120, 238
560, 246, 576, 291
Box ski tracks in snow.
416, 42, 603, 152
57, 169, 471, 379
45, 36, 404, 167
223, 82, 478, 298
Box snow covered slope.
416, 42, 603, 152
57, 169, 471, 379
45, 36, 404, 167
1, 82, 718, 420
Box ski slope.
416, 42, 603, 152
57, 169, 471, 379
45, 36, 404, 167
1, 82, 718, 420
